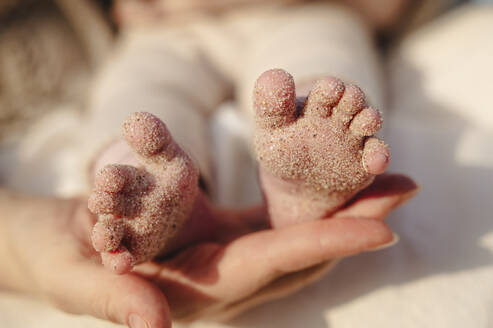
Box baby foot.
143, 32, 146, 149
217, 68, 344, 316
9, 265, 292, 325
88, 112, 199, 274
254, 69, 390, 228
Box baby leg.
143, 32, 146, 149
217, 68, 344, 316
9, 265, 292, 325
87, 28, 231, 188
86, 28, 230, 272
237, 3, 390, 226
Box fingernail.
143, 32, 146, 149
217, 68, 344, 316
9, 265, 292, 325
367, 233, 400, 252
128, 314, 149, 328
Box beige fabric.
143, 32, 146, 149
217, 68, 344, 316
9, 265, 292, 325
115, 0, 412, 31
0, 2, 88, 141
85, 26, 231, 189
230, 3, 383, 121
152, 0, 301, 15
0, 0, 111, 142
0, 0, 111, 195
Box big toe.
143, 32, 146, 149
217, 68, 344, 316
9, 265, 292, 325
254, 68, 296, 129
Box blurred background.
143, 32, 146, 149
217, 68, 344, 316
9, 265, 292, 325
0, 0, 486, 198
0, 0, 476, 148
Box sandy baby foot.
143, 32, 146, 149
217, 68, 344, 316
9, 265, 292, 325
254, 69, 390, 228
88, 112, 199, 274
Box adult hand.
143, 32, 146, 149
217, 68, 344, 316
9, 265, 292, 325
2, 173, 416, 328
1, 192, 170, 328
136, 173, 417, 323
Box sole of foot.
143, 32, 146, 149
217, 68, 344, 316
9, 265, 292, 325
254, 69, 390, 228
88, 112, 199, 274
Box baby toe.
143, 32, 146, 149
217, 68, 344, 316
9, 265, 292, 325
332, 84, 367, 127
350, 107, 383, 136
95, 164, 128, 193
338, 84, 366, 115
101, 246, 135, 275
88, 190, 124, 216
91, 216, 125, 252
363, 137, 390, 175
304, 76, 345, 118
122, 112, 172, 158
254, 68, 296, 129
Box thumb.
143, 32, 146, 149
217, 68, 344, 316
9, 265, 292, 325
43, 260, 171, 328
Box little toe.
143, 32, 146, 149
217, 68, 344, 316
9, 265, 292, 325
253, 68, 296, 129
122, 112, 173, 158
332, 84, 367, 127
350, 107, 383, 137
88, 190, 124, 216
91, 216, 125, 252
101, 246, 135, 275
304, 76, 345, 118
363, 137, 390, 175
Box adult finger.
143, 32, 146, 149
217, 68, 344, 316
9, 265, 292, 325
41, 260, 172, 328
208, 217, 394, 300
335, 173, 418, 221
